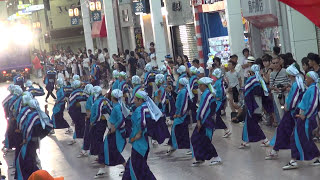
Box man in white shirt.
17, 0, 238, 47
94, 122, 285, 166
192, 59, 205, 78
97, 49, 105, 64
240, 48, 251, 83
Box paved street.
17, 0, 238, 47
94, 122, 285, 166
1, 79, 320, 180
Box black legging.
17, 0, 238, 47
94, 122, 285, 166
46, 90, 56, 100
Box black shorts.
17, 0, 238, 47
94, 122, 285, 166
232, 87, 239, 103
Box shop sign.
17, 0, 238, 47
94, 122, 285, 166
17, 4, 31, 10
241, 0, 274, 17
241, 0, 278, 28
134, 27, 144, 52
71, 17, 79, 25
92, 11, 102, 22
192, 0, 224, 6
132, 0, 146, 14
25, 4, 44, 12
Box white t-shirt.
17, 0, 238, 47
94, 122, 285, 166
83, 58, 90, 68
98, 53, 105, 63
198, 67, 205, 74
149, 53, 158, 68
225, 71, 240, 89
241, 58, 250, 78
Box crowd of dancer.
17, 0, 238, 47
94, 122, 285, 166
2, 47, 320, 180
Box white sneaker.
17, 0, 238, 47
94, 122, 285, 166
91, 158, 99, 164
191, 160, 204, 167
94, 168, 107, 179
165, 148, 176, 156
186, 150, 193, 156
265, 151, 278, 160
77, 151, 88, 158
311, 158, 320, 166
283, 160, 298, 170
65, 129, 73, 134
238, 142, 250, 149
67, 140, 76, 145
49, 130, 55, 135
209, 156, 222, 166
222, 130, 232, 138
260, 139, 270, 147
152, 140, 158, 148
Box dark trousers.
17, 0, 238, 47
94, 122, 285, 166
46, 91, 56, 100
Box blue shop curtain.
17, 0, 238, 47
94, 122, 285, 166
199, 12, 228, 67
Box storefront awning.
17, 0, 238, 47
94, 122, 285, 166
91, 15, 107, 38
279, 0, 320, 27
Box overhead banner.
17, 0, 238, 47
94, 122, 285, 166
132, 0, 146, 14
279, 0, 320, 27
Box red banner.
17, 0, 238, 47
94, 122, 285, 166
279, 0, 320, 27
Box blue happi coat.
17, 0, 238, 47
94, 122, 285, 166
27, 85, 45, 97
196, 88, 215, 138
213, 78, 226, 112
175, 73, 187, 93
129, 103, 149, 157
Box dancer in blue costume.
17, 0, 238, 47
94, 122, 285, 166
13, 73, 25, 90
239, 65, 270, 149
189, 66, 199, 123
266, 64, 304, 160
95, 89, 130, 178
25, 80, 45, 97
16, 98, 53, 180
175, 65, 187, 94
191, 77, 222, 167
151, 74, 170, 144
44, 68, 57, 102
77, 84, 94, 158
282, 71, 320, 170
51, 78, 72, 134
2, 84, 15, 151
68, 80, 89, 145
89, 86, 112, 158
5, 86, 24, 156
11, 91, 32, 179
144, 63, 156, 97
130, 75, 143, 110
51, 78, 72, 129
167, 77, 194, 155
90, 58, 101, 86
111, 70, 120, 90
122, 90, 161, 180
119, 71, 131, 104
212, 68, 231, 138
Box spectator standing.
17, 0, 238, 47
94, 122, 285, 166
230, 55, 242, 77
149, 44, 158, 68
83, 53, 90, 81
270, 57, 291, 124
136, 52, 146, 77
225, 60, 242, 115
128, 51, 138, 77
97, 49, 105, 65
192, 59, 205, 78
78, 55, 84, 78
307, 53, 320, 76
301, 57, 310, 74
71, 56, 78, 76
240, 48, 251, 83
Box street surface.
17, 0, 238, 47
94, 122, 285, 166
0, 78, 320, 180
